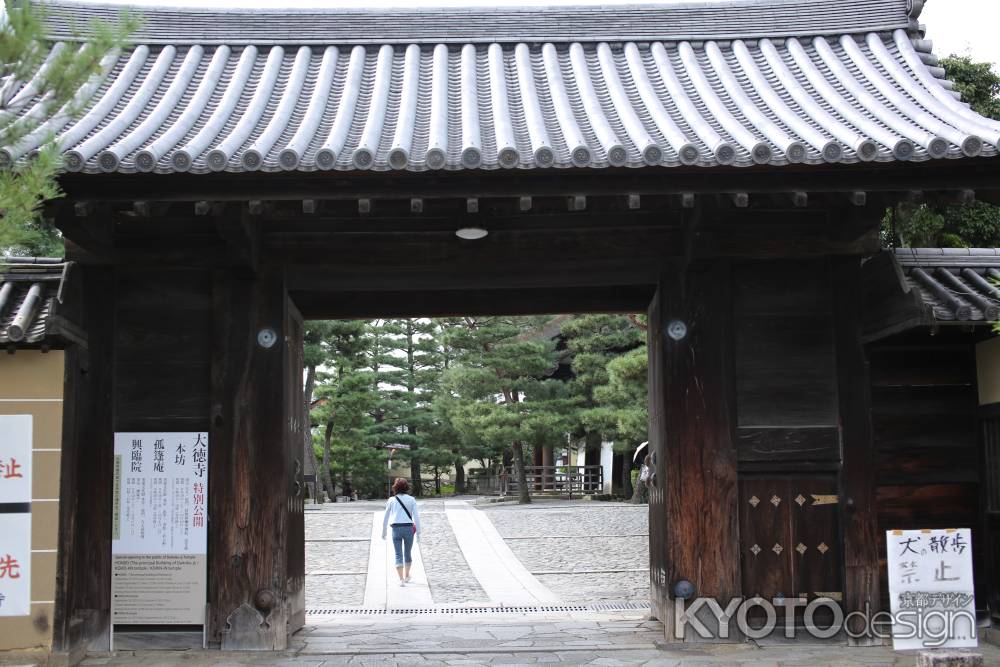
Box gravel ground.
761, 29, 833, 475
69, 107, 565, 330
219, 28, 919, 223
306, 574, 366, 607
417, 508, 489, 605
304, 498, 650, 607
305, 541, 371, 574
536, 571, 649, 604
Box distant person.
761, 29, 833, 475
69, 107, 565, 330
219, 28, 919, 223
381, 477, 420, 587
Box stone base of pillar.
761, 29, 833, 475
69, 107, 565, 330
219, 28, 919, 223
916, 651, 984, 667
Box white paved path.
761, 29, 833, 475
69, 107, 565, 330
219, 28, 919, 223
444, 499, 560, 605
362, 512, 434, 608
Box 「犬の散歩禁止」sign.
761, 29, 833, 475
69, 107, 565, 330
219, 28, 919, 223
886, 528, 977, 650
0, 415, 31, 617
112, 432, 208, 625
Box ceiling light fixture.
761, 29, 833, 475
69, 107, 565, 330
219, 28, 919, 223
455, 226, 488, 240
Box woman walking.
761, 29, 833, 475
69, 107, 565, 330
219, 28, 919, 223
381, 477, 421, 586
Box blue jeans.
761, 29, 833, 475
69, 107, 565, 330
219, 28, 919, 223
391, 524, 414, 566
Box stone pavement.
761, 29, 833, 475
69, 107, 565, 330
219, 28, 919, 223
305, 497, 648, 609
84, 614, 1000, 666
76, 499, 1000, 665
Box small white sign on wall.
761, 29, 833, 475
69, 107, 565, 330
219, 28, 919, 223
0, 415, 33, 617
886, 528, 977, 650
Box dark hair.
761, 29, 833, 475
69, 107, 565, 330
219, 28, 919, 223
392, 477, 411, 495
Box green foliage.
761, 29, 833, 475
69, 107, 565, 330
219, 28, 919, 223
561, 314, 647, 449
940, 55, 1000, 120
305, 315, 650, 500
0, 2, 137, 256
884, 56, 1000, 249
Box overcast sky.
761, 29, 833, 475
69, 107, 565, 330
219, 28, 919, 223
72, 0, 1000, 67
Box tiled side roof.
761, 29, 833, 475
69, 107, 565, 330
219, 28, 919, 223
36, 0, 917, 45
4, 2, 998, 174
895, 248, 1000, 323
0, 260, 69, 346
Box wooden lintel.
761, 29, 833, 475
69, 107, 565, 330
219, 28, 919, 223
628, 194, 641, 210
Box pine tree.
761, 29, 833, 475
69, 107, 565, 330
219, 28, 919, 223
309, 320, 370, 500
443, 316, 564, 504
1, 2, 136, 255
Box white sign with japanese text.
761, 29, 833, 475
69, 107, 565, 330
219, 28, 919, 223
886, 528, 977, 650
0, 415, 31, 503
0, 415, 32, 617
112, 432, 208, 625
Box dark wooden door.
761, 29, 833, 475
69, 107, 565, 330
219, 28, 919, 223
285, 298, 306, 633
740, 477, 842, 606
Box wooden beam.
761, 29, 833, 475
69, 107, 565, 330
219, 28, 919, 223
57, 157, 1000, 204
834, 256, 881, 646
291, 283, 655, 318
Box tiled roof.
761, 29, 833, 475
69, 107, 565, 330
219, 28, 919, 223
4, 0, 1000, 173
0, 259, 70, 346
894, 248, 1000, 323
35, 0, 918, 45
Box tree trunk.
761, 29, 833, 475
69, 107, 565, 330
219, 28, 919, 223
511, 440, 531, 504
630, 474, 646, 504
321, 420, 335, 501
407, 424, 423, 496
303, 364, 319, 502
454, 459, 466, 495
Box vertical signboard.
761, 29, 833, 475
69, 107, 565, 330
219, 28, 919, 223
886, 528, 977, 650
112, 433, 207, 625
0, 416, 31, 617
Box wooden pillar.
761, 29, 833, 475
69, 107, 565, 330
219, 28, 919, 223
208, 265, 294, 649
542, 445, 554, 489
834, 256, 881, 645
53, 264, 115, 659
648, 263, 740, 641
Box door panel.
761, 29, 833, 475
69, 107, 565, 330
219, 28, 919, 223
740, 477, 842, 609
286, 298, 305, 632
